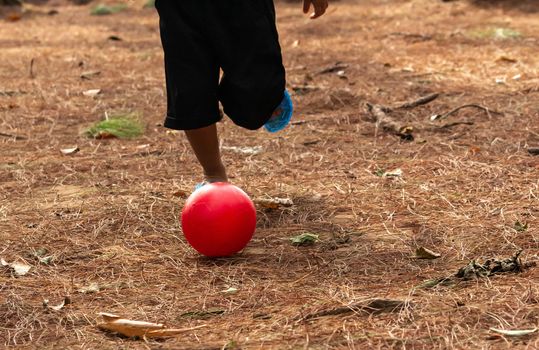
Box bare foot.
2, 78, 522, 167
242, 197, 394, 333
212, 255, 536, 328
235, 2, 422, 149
184, 124, 228, 184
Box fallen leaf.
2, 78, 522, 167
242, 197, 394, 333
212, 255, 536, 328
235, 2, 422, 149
60, 147, 80, 155
35, 248, 47, 256
416, 277, 453, 289
221, 287, 238, 294
221, 146, 263, 155
78, 281, 129, 293
401, 66, 415, 73
97, 312, 206, 338
308, 193, 323, 202
514, 221, 528, 232
6, 13, 22, 22
91, 4, 127, 16
496, 56, 518, 63
318, 62, 348, 75
414, 246, 441, 259
11, 262, 31, 276
95, 131, 117, 139
416, 250, 533, 289
493, 27, 521, 39
254, 197, 293, 209
34, 248, 54, 264
83, 89, 101, 97
77, 282, 132, 293
489, 328, 537, 337
469, 146, 481, 155
399, 126, 414, 137
332, 214, 355, 224
382, 168, 403, 178
98, 313, 163, 335
43, 296, 71, 311
1, 258, 31, 276
80, 70, 101, 80
78, 282, 100, 294
172, 189, 189, 198
290, 233, 319, 246
469, 27, 521, 40
302, 140, 321, 146
38, 256, 53, 264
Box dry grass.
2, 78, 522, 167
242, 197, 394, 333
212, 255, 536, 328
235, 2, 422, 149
1, 0, 539, 348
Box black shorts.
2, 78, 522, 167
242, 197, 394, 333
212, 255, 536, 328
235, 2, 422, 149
155, 0, 286, 130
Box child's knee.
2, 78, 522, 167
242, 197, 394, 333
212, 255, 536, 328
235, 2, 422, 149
219, 82, 285, 130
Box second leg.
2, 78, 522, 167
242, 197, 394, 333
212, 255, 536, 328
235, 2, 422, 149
184, 123, 228, 183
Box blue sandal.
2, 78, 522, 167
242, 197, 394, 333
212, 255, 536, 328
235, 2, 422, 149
264, 90, 294, 133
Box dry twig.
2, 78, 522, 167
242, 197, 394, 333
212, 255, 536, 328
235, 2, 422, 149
0, 132, 26, 140
366, 93, 439, 140
29, 58, 36, 79
396, 93, 439, 110
431, 104, 503, 121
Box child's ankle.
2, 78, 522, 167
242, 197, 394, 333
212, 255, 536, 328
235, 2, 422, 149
205, 175, 228, 183
204, 165, 228, 183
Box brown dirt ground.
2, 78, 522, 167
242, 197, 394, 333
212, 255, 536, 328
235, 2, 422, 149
1, 0, 539, 349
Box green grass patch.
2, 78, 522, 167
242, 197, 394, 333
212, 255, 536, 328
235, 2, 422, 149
86, 113, 144, 139
91, 4, 128, 16
469, 27, 521, 40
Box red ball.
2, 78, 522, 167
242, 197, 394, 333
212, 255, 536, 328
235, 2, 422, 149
181, 182, 256, 257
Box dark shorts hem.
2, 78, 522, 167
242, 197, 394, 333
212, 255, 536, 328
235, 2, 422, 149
163, 114, 223, 131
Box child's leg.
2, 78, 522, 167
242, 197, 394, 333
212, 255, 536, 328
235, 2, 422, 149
156, 1, 225, 184
213, 0, 286, 130
184, 124, 227, 183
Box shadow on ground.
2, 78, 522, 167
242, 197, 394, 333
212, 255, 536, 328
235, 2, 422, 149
469, 0, 539, 13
